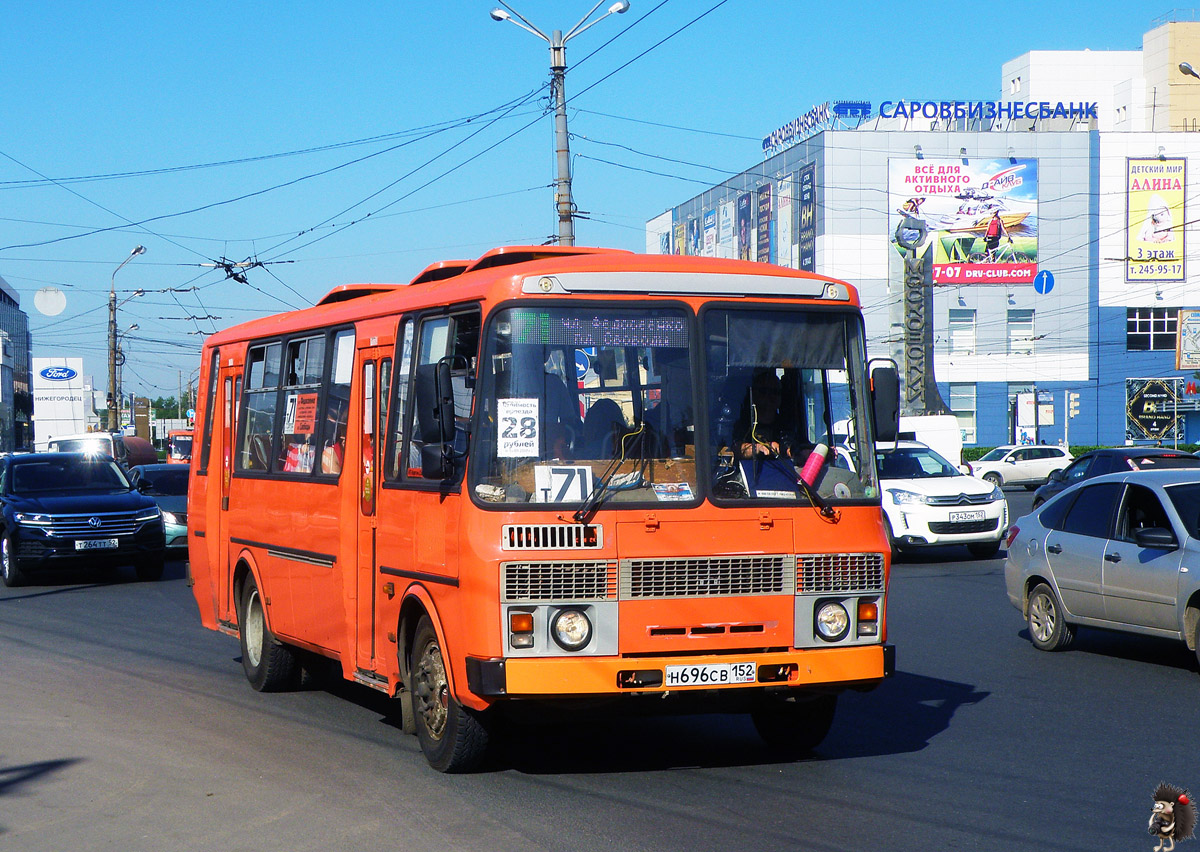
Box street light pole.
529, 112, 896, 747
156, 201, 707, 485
490, 0, 630, 246
108, 246, 146, 431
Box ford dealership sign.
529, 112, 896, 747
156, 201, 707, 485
40, 366, 78, 381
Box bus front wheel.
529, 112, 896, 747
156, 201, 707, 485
750, 692, 837, 757
411, 615, 489, 773
239, 573, 299, 692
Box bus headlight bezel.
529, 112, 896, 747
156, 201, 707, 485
550, 608, 593, 651
814, 600, 850, 642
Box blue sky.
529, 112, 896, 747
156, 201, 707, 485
0, 1, 1162, 404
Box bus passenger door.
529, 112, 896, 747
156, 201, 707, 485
215, 366, 240, 623
355, 348, 391, 670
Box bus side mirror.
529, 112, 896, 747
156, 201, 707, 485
870, 363, 900, 443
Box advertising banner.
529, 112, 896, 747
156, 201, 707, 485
737, 193, 754, 261
1178, 308, 1200, 370
776, 176, 793, 267
889, 158, 1039, 285
673, 220, 686, 256
798, 163, 816, 273
718, 201, 735, 258
1126, 157, 1185, 283
33, 357, 88, 444
756, 183, 773, 264
702, 208, 717, 257
1126, 377, 1182, 442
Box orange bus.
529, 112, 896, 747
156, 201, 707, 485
166, 428, 193, 464
188, 246, 899, 772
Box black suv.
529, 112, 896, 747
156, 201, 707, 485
1031, 447, 1200, 508
0, 452, 165, 587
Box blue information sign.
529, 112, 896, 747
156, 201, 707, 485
1033, 269, 1054, 295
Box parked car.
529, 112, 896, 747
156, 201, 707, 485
127, 463, 188, 556
1032, 447, 1200, 508
0, 452, 165, 587
968, 444, 1073, 489
1004, 469, 1200, 665
877, 441, 1008, 558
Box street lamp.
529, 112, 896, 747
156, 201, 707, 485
1180, 62, 1200, 79
490, 0, 630, 246
108, 245, 146, 431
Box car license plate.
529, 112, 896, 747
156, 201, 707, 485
948, 510, 986, 523
664, 661, 756, 687
75, 538, 118, 550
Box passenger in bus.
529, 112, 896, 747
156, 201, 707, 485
322, 399, 348, 475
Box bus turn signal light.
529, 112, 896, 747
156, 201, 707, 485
510, 612, 534, 634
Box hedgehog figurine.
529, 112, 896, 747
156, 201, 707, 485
1150, 783, 1197, 852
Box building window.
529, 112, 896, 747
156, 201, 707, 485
1010, 76, 1022, 95
949, 383, 976, 444
1127, 307, 1177, 351
948, 309, 976, 354
1007, 309, 1035, 354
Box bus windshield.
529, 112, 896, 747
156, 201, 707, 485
704, 307, 877, 503
472, 305, 695, 506
470, 303, 877, 506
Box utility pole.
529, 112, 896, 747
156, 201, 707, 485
108, 246, 146, 431
490, 0, 631, 246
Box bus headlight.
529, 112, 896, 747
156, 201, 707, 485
814, 601, 850, 642
551, 608, 592, 651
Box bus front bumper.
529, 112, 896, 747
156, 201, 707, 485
466, 643, 894, 699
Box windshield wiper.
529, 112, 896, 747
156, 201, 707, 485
572, 420, 646, 524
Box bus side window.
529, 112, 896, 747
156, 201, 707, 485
388, 318, 415, 480
237, 342, 281, 472
318, 329, 354, 476
407, 308, 479, 481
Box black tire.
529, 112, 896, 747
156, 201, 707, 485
1026, 582, 1074, 651
751, 692, 837, 757
983, 472, 1002, 488
967, 541, 1000, 559
1, 532, 25, 588
1031, 498, 1044, 510
239, 573, 299, 692
410, 615, 489, 773
135, 554, 165, 582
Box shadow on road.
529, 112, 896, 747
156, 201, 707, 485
314, 666, 987, 774
0, 559, 188, 601
0, 757, 82, 835
1019, 626, 1200, 672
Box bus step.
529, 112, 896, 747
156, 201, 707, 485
352, 669, 390, 693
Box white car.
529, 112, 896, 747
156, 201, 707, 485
968, 444, 1073, 489
877, 441, 1008, 558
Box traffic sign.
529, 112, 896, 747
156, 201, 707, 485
186, 408, 195, 420
1033, 270, 1054, 295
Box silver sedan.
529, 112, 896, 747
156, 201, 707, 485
1004, 469, 1200, 666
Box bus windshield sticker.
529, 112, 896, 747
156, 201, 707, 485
497, 398, 539, 457
651, 482, 694, 501
533, 465, 593, 503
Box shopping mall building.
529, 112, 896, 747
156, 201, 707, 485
647, 17, 1200, 449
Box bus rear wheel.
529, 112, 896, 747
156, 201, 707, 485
411, 615, 489, 773
239, 573, 299, 692
750, 692, 837, 757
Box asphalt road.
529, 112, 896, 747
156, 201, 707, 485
2, 489, 1197, 851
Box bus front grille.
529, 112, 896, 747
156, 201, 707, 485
502, 560, 617, 602
501, 524, 603, 550
796, 553, 885, 593
620, 555, 795, 599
